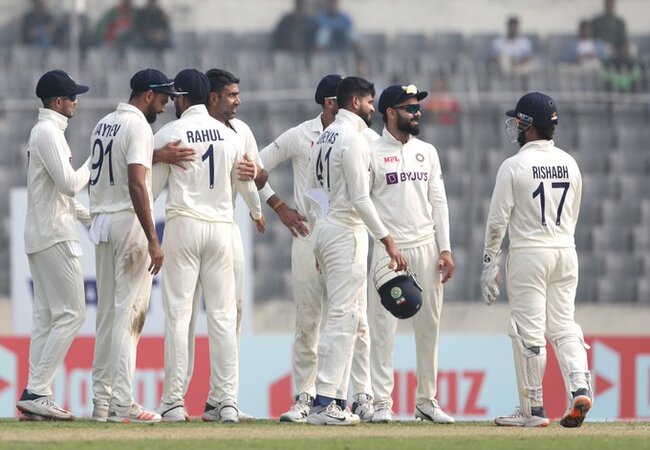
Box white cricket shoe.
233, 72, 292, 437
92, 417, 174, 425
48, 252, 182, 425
415, 399, 455, 424
158, 401, 189, 422
306, 401, 360, 426
92, 399, 109, 422
16, 390, 74, 421
279, 393, 313, 423
494, 407, 550, 427
560, 389, 592, 428
351, 393, 375, 422
202, 400, 239, 423
371, 403, 393, 423
238, 410, 255, 423
107, 402, 161, 423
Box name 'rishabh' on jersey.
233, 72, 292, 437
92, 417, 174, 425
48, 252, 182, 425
89, 103, 155, 215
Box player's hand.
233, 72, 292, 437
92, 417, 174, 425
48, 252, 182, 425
237, 154, 258, 181
154, 139, 195, 169
437, 250, 455, 284
381, 235, 407, 272
148, 240, 164, 275
481, 251, 501, 305
276, 204, 309, 237
251, 213, 266, 234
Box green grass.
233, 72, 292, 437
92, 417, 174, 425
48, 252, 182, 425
1, 420, 648, 450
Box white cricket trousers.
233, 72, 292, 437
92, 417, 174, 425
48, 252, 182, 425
506, 248, 584, 346
92, 211, 153, 407
161, 217, 238, 406
312, 221, 368, 400
368, 241, 444, 408
179, 221, 244, 400
27, 241, 85, 396
288, 234, 373, 399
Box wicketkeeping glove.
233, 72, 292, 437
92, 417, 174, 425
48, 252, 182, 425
481, 250, 501, 305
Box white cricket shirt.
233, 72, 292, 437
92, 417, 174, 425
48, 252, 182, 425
259, 114, 323, 216
227, 118, 264, 205
370, 128, 451, 250
484, 139, 582, 254
25, 108, 90, 254
89, 103, 154, 214
305, 108, 388, 239
152, 105, 261, 222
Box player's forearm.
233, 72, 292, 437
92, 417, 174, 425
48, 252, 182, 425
237, 179, 262, 220
128, 175, 158, 245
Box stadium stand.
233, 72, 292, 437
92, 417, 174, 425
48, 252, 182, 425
0, 16, 648, 304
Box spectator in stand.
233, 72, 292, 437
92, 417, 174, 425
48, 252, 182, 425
271, 0, 316, 52
96, 0, 136, 50
134, 0, 172, 51
491, 16, 536, 74
314, 0, 358, 52
21, 0, 55, 53
603, 40, 645, 92
592, 0, 627, 59
566, 20, 608, 70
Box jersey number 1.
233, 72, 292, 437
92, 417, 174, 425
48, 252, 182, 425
532, 181, 569, 226
202, 144, 215, 189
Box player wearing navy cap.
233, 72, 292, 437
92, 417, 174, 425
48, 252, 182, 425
482, 91, 592, 428
368, 84, 455, 424
152, 69, 263, 423
89, 68, 176, 423
16, 70, 91, 421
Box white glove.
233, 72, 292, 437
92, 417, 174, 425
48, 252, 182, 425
481, 251, 501, 305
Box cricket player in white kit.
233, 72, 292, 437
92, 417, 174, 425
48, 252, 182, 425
304, 76, 406, 426
367, 84, 455, 424
174, 68, 265, 422
89, 68, 177, 423
258, 74, 376, 422
152, 69, 263, 423
17, 70, 91, 421
482, 92, 592, 428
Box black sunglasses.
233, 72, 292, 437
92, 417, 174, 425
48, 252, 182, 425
393, 104, 421, 114
59, 94, 77, 102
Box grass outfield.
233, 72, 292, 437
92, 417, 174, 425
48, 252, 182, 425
0, 420, 649, 450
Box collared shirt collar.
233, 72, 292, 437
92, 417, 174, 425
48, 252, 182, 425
311, 113, 325, 133
336, 108, 369, 133
519, 139, 555, 153
117, 102, 148, 122
381, 127, 412, 146
180, 104, 209, 118
38, 107, 69, 131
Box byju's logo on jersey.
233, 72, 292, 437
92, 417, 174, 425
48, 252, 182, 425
386, 171, 429, 185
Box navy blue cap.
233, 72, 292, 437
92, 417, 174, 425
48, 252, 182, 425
378, 84, 428, 115
36, 69, 89, 99
174, 69, 210, 101
315, 74, 344, 105
506, 91, 559, 127
130, 68, 177, 96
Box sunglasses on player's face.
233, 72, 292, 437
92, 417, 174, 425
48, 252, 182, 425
59, 94, 77, 102
393, 103, 421, 115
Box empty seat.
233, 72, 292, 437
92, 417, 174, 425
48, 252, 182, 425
632, 225, 650, 252
575, 107, 615, 152
592, 225, 633, 251
597, 274, 637, 302
601, 198, 641, 226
